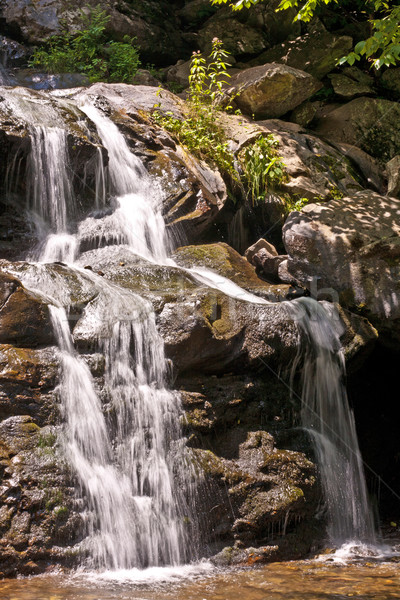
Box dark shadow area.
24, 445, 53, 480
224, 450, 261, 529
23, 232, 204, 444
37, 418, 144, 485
348, 343, 400, 522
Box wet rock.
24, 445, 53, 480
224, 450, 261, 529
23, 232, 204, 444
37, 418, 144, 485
172, 242, 288, 299
158, 291, 298, 376
0, 416, 81, 575
0, 272, 54, 347
0, 344, 59, 423
188, 419, 319, 556
282, 190, 400, 343
0, 86, 106, 222
226, 63, 322, 119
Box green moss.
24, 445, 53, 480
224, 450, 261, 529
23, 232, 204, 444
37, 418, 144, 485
53, 506, 69, 520
38, 432, 56, 449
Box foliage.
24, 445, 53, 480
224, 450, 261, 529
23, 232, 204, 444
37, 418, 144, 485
153, 39, 236, 176
210, 0, 400, 69
153, 39, 287, 203
29, 6, 140, 82
238, 135, 287, 205
282, 194, 310, 215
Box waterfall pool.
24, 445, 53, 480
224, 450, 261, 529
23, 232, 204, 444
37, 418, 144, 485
0, 555, 399, 600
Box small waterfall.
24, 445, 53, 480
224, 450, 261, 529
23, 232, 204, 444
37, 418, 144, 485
48, 286, 191, 569
11, 97, 196, 570
79, 103, 170, 263
28, 126, 73, 233
287, 298, 376, 546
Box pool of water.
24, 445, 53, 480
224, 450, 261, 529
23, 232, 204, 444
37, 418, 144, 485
1, 556, 400, 600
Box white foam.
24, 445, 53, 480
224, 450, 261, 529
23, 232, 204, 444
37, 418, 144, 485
77, 561, 214, 584
317, 541, 399, 564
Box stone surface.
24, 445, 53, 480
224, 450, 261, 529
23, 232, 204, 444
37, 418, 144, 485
314, 97, 400, 162
252, 249, 288, 283
219, 113, 367, 201
328, 69, 375, 99
245, 239, 279, 263
386, 155, 400, 198
282, 190, 400, 343
380, 67, 400, 96
226, 63, 322, 119
172, 242, 284, 298
0, 0, 187, 65
180, 374, 322, 559
0, 272, 54, 347
250, 22, 352, 79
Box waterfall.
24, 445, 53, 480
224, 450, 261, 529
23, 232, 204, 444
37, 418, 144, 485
287, 298, 376, 546
12, 97, 196, 570
48, 288, 191, 569
13, 93, 377, 569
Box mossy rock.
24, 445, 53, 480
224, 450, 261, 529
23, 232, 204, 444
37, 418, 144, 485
173, 242, 291, 301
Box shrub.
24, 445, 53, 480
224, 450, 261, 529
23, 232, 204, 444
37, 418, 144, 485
238, 135, 287, 205
29, 6, 140, 83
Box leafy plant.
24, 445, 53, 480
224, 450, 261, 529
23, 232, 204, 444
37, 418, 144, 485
153, 39, 287, 203
238, 135, 287, 205
29, 6, 140, 82
210, 0, 400, 69
153, 38, 236, 176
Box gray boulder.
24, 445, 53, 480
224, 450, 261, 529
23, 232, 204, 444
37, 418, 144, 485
282, 190, 400, 342
226, 63, 322, 119
314, 97, 400, 162
250, 21, 352, 79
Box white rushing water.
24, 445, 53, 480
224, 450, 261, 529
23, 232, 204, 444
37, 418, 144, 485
286, 298, 376, 547
12, 92, 378, 570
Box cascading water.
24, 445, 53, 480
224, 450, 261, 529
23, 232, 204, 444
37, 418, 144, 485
287, 299, 376, 546
9, 88, 378, 570
7, 93, 196, 570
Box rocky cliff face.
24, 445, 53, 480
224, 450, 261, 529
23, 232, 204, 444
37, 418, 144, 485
0, 0, 399, 578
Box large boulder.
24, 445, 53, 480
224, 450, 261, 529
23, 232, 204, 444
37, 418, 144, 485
196, 0, 299, 59
313, 97, 400, 162
250, 21, 352, 79
226, 63, 322, 119
282, 190, 400, 343
328, 67, 375, 100
0, 0, 187, 65
218, 114, 380, 201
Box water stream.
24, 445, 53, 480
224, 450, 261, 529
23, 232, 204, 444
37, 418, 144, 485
2, 90, 380, 571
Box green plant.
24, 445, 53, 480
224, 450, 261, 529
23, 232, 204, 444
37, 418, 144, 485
283, 195, 310, 214
211, 0, 400, 69
238, 135, 287, 205
29, 6, 140, 82
153, 40, 287, 204
153, 39, 236, 176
